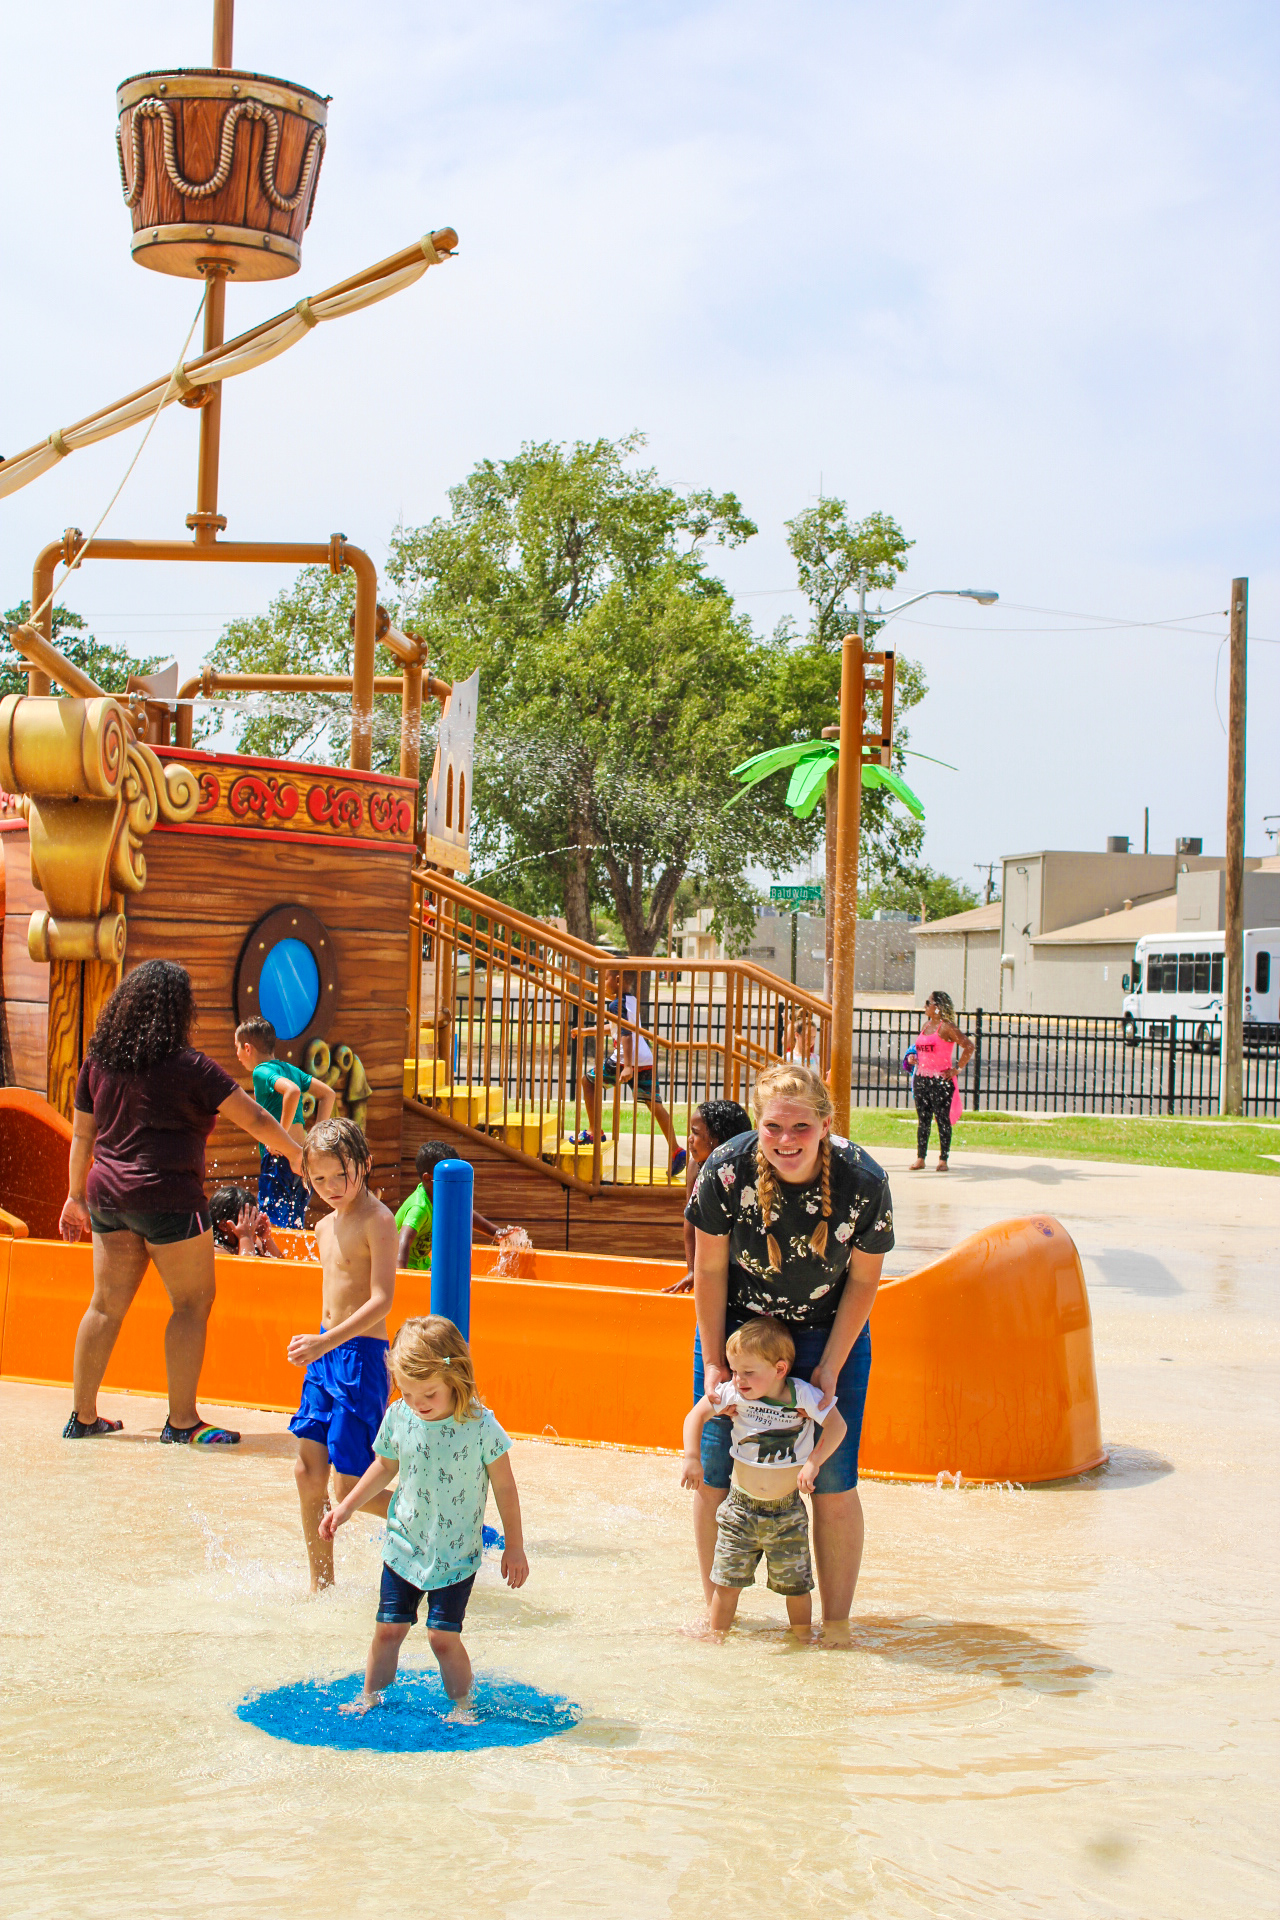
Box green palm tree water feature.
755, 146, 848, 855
728, 739, 925, 821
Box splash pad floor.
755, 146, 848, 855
2, 1149, 1276, 1919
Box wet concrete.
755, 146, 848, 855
1, 1151, 1276, 1918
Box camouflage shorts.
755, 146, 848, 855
711, 1486, 813, 1596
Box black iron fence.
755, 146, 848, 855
848, 1009, 1280, 1118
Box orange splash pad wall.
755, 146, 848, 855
0, 1093, 1103, 1483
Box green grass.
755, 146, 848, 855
844, 1109, 1280, 1177
602, 1100, 1280, 1176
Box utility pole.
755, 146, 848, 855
973, 861, 997, 905
1221, 578, 1247, 1117
828, 574, 866, 1135
1143, 806, 1150, 855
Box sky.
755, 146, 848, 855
2, 0, 1277, 885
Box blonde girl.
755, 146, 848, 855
683, 1063, 895, 1634
321, 1315, 528, 1714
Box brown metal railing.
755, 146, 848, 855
406, 869, 832, 1190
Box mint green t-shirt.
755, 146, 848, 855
373, 1398, 512, 1590
394, 1185, 433, 1269
251, 1058, 311, 1159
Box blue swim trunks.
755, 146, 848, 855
258, 1152, 309, 1229
289, 1333, 390, 1478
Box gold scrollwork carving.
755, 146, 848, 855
0, 696, 197, 963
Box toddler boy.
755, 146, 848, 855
234, 1016, 336, 1227
681, 1315, 847, 1636
287, 1118, 399, 1590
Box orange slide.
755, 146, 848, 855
0, 1090, 1103, 1483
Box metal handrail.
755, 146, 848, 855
406, 868, 834, 1190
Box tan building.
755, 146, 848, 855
1029, 894, 1176, 1015
996, 849, 1262, 1014
913, 901, 1001, 1012
912, 850, 1276, 1018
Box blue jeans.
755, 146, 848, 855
693, 1316, 872, 1492
376, 1563, 476, 1632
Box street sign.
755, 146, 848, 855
770, 883, 823, 905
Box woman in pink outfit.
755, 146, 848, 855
909, 990, 974, 1172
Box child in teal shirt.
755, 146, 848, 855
321, 1313, 528, 1714
235, 1016, 335, 1226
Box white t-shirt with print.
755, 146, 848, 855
608, 994, 653, 1068
711, 1376, 834, 1471
373, 1398, 511, 1590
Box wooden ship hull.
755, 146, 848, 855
0, 748, 416, 1206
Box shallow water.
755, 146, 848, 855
2, 1151, 1277, 1918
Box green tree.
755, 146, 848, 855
780, 500, 928, 891
784, 501, 913, 649
861, 866, 981, 922
1, 602, 162, 698
389, 436, 825, 950
199, 568, 406, 774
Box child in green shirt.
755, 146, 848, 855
235, 1017, 336, 1227
395, 1141, 506, 1271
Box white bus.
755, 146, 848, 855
1121, 929, 1280, 1045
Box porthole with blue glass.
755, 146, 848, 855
234, 905, 339, 1066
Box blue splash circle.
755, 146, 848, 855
238, 1671, 580, 1753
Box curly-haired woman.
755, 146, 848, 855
684, 1062, 895, 1636
59, 959, 304, 1444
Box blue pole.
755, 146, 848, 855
430, 1159, 474, 1339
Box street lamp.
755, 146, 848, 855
828, 581, 999, 1134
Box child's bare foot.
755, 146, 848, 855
445, 1692, 479, 1725
909, 1158, 926, 1170
937, 1159, 949, 1173
340, 1690, 382, 1716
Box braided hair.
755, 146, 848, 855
749, 1062, 834, 1272
86, 959, 195, 1074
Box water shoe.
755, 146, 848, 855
62, 1413, 123, 1438
160, 1419, 241, 1445
670, 1149, 687, 1176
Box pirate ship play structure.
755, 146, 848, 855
0, 1, 1104, 1479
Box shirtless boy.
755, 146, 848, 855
287, 1118, 399, 1590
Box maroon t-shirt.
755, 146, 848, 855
74, 1048, 237, 1215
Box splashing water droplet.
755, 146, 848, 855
493, 1226, 532, 1276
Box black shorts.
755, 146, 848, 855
376, 1562, 476, 1633
88, 1205, 211, 1244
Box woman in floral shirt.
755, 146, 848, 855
685, 1063, 894, 1636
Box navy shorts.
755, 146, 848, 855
289, 1333, 389, 1478
258, 1152, 309, 1228
377, 1562, 477, 1633
257, 1152, 310, 1228
693, 1316, 872, 1493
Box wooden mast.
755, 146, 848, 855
190, 0, 235, 547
